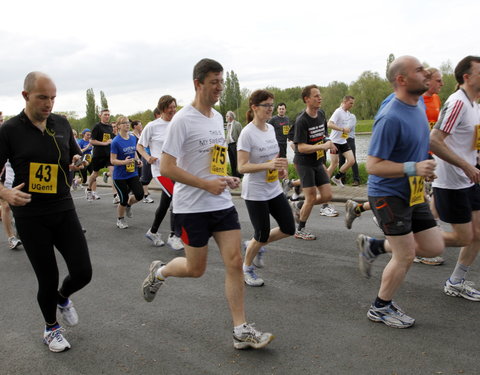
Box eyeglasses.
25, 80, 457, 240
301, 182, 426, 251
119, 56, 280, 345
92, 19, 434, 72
118, 121, 130, 125
256, 103, 275, 108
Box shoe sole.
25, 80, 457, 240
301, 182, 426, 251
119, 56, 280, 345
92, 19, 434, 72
444, 287, 480, 301
233, 334, 274, 349
367, 312, 415, 328
294, 235, 316, 240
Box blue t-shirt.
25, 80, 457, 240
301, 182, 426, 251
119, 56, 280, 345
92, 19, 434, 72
77, 139, 92, 155
375, 93, 425, 120
368, 98, 430, 201
111, 134, 138, 180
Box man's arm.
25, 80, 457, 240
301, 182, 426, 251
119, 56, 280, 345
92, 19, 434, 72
297, 141, 335, 154
366, 155, 436, 179
430, 128, 480, 183
160, 152, 228, 195
136, 143, 157, 164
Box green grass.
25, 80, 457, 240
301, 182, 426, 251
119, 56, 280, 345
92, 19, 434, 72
355, 119, 373, 133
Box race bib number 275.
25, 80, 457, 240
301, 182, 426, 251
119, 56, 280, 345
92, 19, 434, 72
210, 144, 227, 176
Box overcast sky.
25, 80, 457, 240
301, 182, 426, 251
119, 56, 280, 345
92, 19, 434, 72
0, 0, 476, 117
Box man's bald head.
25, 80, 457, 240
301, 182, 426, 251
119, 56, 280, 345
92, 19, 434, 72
387, 56, 420, 86
23, 72, 54, 92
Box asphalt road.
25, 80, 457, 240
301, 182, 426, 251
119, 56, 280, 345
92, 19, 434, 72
0, 187, 478, 375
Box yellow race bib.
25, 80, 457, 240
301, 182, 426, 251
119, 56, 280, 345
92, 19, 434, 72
408, 176, 425, 206
341, 132, 349, 139
266, 160, 279, 183
316, 141, 324, 160
474, 124, 480, 150
429, 121, 436, 130
210, 144, 227, 176
29, 162, 58, 194
282, 125, 290, 135
102, 133, 111, 142
126, 161, 135, 173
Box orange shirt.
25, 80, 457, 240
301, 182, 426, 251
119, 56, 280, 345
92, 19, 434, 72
423, 94, 441, 129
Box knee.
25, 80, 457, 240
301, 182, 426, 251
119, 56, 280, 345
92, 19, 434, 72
186, 263, 207, 278
455, 231, 473, 247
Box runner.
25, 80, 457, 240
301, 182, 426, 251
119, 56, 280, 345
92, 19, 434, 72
137, 95, 184, 250
237, 89, 295, 286
0, 72, 92, 352
430, 55, 480, 301
110, 116, 144, 229
0, 161, 22, 249
141, 58, 273, 349
356, 56, 444, 328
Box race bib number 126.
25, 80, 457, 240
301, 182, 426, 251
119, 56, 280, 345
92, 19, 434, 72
29, 162, 58, 194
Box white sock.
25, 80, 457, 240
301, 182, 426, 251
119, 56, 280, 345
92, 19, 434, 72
155, 266, 166, 280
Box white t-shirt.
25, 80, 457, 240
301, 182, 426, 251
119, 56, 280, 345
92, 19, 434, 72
237, 122, 282, 201
3, 161, 14, 189
138, 118, 170, 178
329, 107, 354, 144
433, 89, 480, 189
162, 105, 233, 214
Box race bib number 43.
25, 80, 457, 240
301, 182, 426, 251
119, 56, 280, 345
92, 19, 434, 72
29, 162, 58, 194
210, 144, 227, 176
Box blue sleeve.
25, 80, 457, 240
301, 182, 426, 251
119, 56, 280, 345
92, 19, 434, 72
368, 115, 401, 160
110, 139, 119, 155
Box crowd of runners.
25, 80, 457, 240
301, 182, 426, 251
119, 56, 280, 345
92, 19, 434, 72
1, 54, 480, 353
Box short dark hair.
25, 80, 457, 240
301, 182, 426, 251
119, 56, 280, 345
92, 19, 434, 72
301, 85, 319, 103
193, 58, 223, 83
277, 102, 286, 109
343, 95, 355, 101
454, 55, 480, 85
156, 95, 177, 113
246, 89, 274, 123
153, 107, 161, 117
131, 120, 141, 128
100, 108, 110, 114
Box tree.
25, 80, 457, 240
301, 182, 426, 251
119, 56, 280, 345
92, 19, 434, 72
85, 88, 97, 127
100, 90, 109, 111
320, 81, 349, 118
349, 71, 391, 120
439, 60, 457, 103
219, 70, 241, 119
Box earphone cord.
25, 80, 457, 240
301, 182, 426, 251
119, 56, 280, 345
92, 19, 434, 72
47, 128, 71, 189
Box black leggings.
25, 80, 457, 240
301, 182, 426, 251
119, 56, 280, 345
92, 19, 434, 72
245, 193, 296, 243
151, 191, 175, 235
15, 209, 92, 325
113, 176, 144, 206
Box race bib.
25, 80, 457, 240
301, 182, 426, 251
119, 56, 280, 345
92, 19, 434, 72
29, 162, 58, 194
429, 121, 436, 130
474, 125, 480, 150
408, 176, 425, 206
102, 133, 111, 142
126, 161, 135, 173
316, 141, 324, 160
282, 125, 290, 135
210, 144, 227, 176
266, 162, 279, 183
341, 132, 349, 139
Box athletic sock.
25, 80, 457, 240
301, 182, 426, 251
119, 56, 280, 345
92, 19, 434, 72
373, 296, 391, 309
335, 171, 346, 179
155, 266, 166, 281
298, 221, 306, 231
355, 203, 366, 214
450, 262, 469, 284
46, 322, 61, 331
369, 238, 386, 257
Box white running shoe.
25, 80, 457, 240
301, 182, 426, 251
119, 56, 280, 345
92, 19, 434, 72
367, 303, 415, 328
113, 195, 120, 204
331, 176, 344, 187
85, 189, 93, 202
142, 260, 165, 302
319, 205, 338, 217
92, 191, 101, 200
243, 266, 265, 287
102, 171, 109, 183
143, 195, 154, 203
290, 201, 300, 224
8, 236, 22, 250
233, 323, 274, 349
444, 279, 480, 301
243, 240, 266, 268
167, 235, 184, 251
345, 200, 360, 229
58, 299, 79, 327
43, 326, 71, 352
116, 218, 128, 229
145, 229, 165, 247
356, 234, 375, 278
